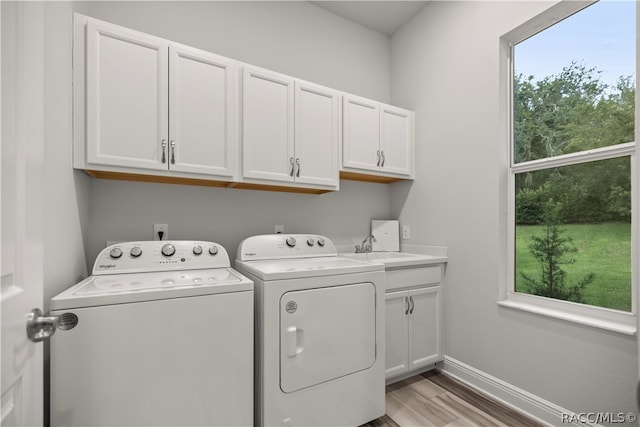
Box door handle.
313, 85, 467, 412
380, 150, 386, 167
409, 296, 415, 314
289, 157, 295, 177
376, 150, 381, 167
404, 296, 410, 315
170, 140, 176, 165
161, 139, 167, 164
295, 158, 301, 178
26, 308, 60, 343
286, 326, 304, 357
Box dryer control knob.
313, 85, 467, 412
193, 245, 203, 255
317, 238, 325, 247
307, 238, 315, 246
109, 247, 123, 259
209, 245, 219, 256
130, 247, 142, 258
161, 243, 176, 257
286, 237, 297, 247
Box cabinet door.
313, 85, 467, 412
408, 286, 442, 370
294, 81, 339, 188
169, 45, 238, 178
242, 66, 294, 183
86, 19, 169, 170
385, 291, 409, 378
342, 94, 380, 172
380, 104, 413, 177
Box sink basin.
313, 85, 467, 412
340, 251, 445, 268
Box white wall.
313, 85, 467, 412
42, 1, 91, 307
55, 1, 394, 270
391, 0, 637, 419
72, 1, 392, 102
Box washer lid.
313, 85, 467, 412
50, 268, 253, 310
235, 256, 383, 281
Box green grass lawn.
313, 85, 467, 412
515, 222, 631, 312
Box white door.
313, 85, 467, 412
342, 94, 380, 172
169, 44, 238, 178
380, 104, 413, 177
409, 286, 442, 369
384, 291, 409, 378
280, 283, 376, 393
294, 81, 339, 188
242, 66, 294, 183
1, 2, 46, 425
85, 18, 169, 171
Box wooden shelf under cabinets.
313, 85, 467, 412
340, 171, 406, 184
85, 170, 333, 195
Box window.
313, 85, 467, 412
501, 0, 637, 334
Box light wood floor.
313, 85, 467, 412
363, 371, 544, 427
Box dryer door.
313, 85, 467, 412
280, 282, 376, 393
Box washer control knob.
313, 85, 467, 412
161, 243, 176, 257
193, 245, 203, 255
109, 247, 123, 259
130, 247, 142, 258
286, 237, 297, 248
317, 238, 325, 247
307, 238, 315, 246
209, 245, 219, 256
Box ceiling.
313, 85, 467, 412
310, 1, 429, 36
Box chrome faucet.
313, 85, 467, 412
355, 234, 376, 253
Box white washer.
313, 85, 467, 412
50, 241, 253, 427
235, 234, 385, 427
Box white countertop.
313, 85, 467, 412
338, 249, 448, 269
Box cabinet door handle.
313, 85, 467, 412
170, 140, 176, 165
161, 140, 167, 164
376, 150, 381, 167
404, 296, 410, 315
295, 158, 301, 178
409, 295, 415, 314
380, 150, 386, 167
289, 157, 295, 176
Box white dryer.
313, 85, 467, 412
235, 234, 385, 427
49, 241, 254, 427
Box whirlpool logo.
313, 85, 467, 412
98, 264, 116, 269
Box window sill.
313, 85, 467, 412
498, 299, 637, 336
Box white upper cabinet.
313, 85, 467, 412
242, 66, 339, 190
242, 66, 295, 183
85, 19, 169, 171
342, 95, 380, 172
169, 44, 237, 178
74, 14, 410, 193
380, 104, 413, 176
342, 94, 414, 180
294, 81, 339, 188
76, 15, 239, 181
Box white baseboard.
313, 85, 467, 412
441, 356, 598, 427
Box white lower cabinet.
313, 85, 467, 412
385, 269, 442, 380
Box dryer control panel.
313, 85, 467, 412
93, 241, 230, 275
237, 234, 337, 261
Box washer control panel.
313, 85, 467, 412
237, 234, 336, 261
93, 241, 230, 275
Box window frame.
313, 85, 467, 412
498, 0, 639, 335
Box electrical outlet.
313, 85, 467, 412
402, 225, 411, 240
274, 225, 284, 234
154, 224, 168, 241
